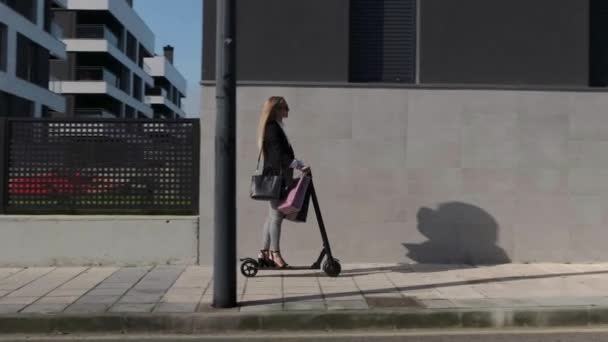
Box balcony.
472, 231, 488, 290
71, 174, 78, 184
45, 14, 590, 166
76, 67, 120, 88
75, 24, 120, 49
147, 87, 168, 98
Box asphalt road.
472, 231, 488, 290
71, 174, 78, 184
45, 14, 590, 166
5, 328, 608, 342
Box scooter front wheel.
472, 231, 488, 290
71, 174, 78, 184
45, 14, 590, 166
240, 258, 259, 278
323, 259, 341, 277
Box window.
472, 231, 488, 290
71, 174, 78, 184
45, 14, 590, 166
132, 75, 142, 101
124, 105, 135, 119
0, 23, 6, 71
349, 0, 417, 83
16, 34, 50, 88
0, 0, 37, 24
126, 31, 137, 62
0, 91, 34, 117
120, 69, 131, 94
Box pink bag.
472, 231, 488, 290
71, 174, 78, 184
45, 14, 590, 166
278, 176, 311, 216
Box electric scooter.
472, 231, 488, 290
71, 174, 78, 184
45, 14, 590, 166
239, 181, 342, 277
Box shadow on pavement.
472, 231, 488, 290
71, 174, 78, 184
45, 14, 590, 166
245, 268, 608, 306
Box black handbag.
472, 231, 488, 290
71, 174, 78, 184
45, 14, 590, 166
250, 149, 283, 201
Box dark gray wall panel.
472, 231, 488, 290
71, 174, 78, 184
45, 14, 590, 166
202, 0, 350, 82
420, 0, 589, 86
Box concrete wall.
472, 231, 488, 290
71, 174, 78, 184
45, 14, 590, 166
0, 216, 198, 267
200, 85, 608, 265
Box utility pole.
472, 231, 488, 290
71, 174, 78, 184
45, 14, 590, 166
213, 0, 237, 308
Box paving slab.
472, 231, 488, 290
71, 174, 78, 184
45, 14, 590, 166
35, 296, 80, 304
118, 294, 163, 304
0, 269, 23, 282
99, 268, 150, 284
161, 294, 203, 303
0, 268, 55, 291
284, 300, 326, 311
75, 296, 119, 305
434, 284, 486, 299
326, 300, 369, 311
46, 288, 88, 297
109, 303, 155, 313
7, 268, 87, 298
0, 304, 24, 314
531, 296, 608, 307
419, 299, 456, 309
155, 302, 198, 313
86, 288, 128, 296
239, 303, 283, 312
20, 303, 68, 314
63, 303, 110, 314
0, 297, 38, 305
56, 267, 118, 290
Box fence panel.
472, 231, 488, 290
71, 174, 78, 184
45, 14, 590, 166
3, 119, 200, 215
0, 118, 7, 214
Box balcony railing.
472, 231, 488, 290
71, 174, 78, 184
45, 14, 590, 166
75, 24, 120, 49
49, 75, 62, 93
74, 108, 118, 118
76, 67, 120, 88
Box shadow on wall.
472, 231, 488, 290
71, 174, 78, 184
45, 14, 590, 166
403, 202, 511, 265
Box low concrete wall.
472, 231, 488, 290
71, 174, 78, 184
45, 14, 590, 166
0, 216, 198, 267
200, 85, 608, 264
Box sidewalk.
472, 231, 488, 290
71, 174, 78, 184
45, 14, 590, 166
2, 263, 608, 333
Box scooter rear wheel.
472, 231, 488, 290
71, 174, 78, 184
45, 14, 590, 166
323, 259, 341, 277
240, 258, 259, 278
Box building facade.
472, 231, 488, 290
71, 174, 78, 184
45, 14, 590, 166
200, 0, 608, 264
0, 0, 67, 117
144, 46, 187, 119
34, 0, 188, 119
50, 0, 155, 118
0, 0, 188, 119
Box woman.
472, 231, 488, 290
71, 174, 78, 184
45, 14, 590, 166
257, 96, 310, 268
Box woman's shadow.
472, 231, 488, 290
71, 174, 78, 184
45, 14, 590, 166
403, 202, 510, 265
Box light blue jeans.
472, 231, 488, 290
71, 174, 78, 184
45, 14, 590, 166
261, 199, 285, 251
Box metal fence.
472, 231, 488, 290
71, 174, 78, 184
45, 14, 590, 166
0, 118, 200, 215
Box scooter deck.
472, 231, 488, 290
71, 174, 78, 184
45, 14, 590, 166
254, 265, 318, 271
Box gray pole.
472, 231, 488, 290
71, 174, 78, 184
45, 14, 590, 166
213, 0, 237, 308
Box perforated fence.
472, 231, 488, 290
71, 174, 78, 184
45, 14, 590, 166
0, 118, 200, 215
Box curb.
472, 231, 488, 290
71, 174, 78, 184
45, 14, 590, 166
2, 306, 608, 334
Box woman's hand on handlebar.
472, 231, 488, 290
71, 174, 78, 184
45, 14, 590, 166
301, 165, 312, 177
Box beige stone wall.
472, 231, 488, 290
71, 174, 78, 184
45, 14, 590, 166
200, 86, 608, 264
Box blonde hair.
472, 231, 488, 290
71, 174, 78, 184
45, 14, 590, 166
257, 96, 288, 151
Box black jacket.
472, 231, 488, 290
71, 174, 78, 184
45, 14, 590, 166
262, 120, 295, 176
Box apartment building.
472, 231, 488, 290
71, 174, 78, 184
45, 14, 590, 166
50, 0, 155, 118
0, 0, 67, 117
144, 45, 187, 119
